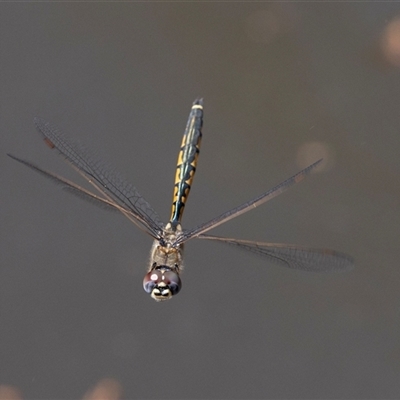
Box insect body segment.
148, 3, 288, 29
170, 98, 203, 226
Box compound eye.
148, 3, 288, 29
143, 270, 162, 294
142, 270, 182, 297
163, 271, 182, 295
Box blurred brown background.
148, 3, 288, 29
1, 3, 400, 399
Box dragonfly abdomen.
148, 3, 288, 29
170, 99, 203, 226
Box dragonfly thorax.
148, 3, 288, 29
149, 239, 184, 270
143, 223, 185, 301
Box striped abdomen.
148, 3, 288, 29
169, 99, 203, 226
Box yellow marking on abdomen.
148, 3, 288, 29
170, 100, 203, 225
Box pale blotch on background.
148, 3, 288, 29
381, 17, 400, 67
296, 141, 334, 172
244, 7, 296, 44
0, 385, 22, 400
110, 331, 139, 359
82, 378, 122, 400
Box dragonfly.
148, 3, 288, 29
8, 99, 353, 301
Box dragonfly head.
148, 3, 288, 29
143, 267, 182, 301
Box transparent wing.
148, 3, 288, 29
7, 154, 158, 229
173, 159, 322, 246
7, 153, 127, 212
198, 234, 354, 272
33, 117, 163, 239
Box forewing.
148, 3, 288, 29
198, 234, 354, 272
7, 154, 153, 221
33, 117, 163, 238
173, 159, 322, 246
